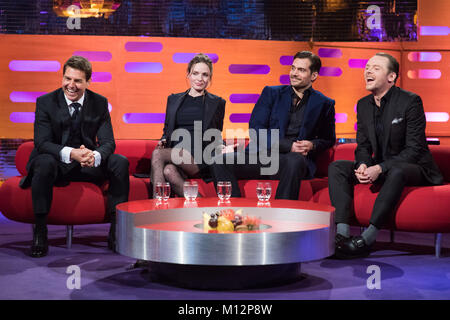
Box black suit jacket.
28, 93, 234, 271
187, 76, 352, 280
161, 90, 226, 148
249, 85, 336, 178
23, 88, 115, 181
355, 86, 443, 185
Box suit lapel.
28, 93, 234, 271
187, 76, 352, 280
203, 91, 220, 130
57, 89, 71, 145
382, 87, 398, 155
167, 90, 188, 139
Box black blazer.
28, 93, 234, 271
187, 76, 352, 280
355, 86, 443, 185
24, 88, 115, 177
249, 85, 336, 178
161, 90, 226, 148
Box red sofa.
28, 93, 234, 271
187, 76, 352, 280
0, 140, 448, 256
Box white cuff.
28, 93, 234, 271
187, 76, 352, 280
93, 151, 101, 167
60, 147, 74, 164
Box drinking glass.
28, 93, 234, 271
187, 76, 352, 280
256, 182, 265, 202
183, 181, 198, 201
217, 181, 232, 200
263, 182, 272, 201
155, 182, 170, 201
256, 182, 272, 202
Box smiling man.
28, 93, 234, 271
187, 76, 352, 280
20, 56, 130, 257
328, 52, 443, 259
209, 51, 336, 200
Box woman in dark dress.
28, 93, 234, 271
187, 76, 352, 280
150, 54, 226, 197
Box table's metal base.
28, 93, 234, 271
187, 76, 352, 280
146, 261, 302, 290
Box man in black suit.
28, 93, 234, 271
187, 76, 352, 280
328, 53, 443, 259
20, 56, 129, 257
210, 51, 336, 200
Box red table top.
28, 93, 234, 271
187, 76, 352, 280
117, 198, 334, 234
116, 197, 335, 214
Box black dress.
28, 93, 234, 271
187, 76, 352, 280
171, 95, 209, 177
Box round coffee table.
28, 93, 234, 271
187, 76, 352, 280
116, 198, 335, 289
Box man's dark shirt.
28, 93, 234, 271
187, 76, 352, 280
279, 86, 312, 153
370, 85, 395, 170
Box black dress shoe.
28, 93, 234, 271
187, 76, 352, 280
335, 235, 371, 259
30, 227, 48, 258
335, 233, 349, 246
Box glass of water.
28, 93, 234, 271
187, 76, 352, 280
217, 181, 232, 200
155, 182, 171, 201
256, 182, 272, 202
183, 181, 198, 201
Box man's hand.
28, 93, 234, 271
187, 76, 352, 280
70, 145, 94, 167
156, 139, 167, 149
365, 164, 382, 183
221, 143, 238, 154
291, 140, 314, 156
354, 163, 370, 184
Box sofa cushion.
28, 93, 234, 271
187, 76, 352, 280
0, 177, 108, 224
313, 183, 450, 233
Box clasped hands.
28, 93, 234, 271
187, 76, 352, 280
355, 163, 382, 184
70, 145, 95, 167
291, 140, 313, 156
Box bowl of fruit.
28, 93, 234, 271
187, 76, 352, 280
202, 208, 262, 233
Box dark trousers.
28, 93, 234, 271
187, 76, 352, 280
328, 160, 427, 228
209, 151, 310, 200
30, 153, 130, 217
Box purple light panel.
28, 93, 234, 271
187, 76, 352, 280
229, 113, 251, 123
279, 75, 290, 85
407, 69, 441, 79
229, 64, 270, 74
9, 60, 60, 72
425, 112, 449, 122
10, 112, 35, 123
335, 113, 348, 123
318, 48, 342, 58
173, 53, 219, 63
408, 52, 442, 62
279, 56, 293, 66
348, 59, 368, 68
420, 26, 450, 36
123, 113, 165, 124
124, 42, 163, 52
73, 51, 112, 62
91, 72, 112, 82
319, 67, 342, 77
229, 94, 260, 104
10, 91, 46, 103
125, 62, 163, 73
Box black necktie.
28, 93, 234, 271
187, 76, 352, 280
70, 102, 81, 119
70, 102, 82, 130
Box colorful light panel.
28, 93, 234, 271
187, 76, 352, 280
123, 113, 165, 124
73, 51, 112, 61
172, 53, 219, 63
229, 64, 270, 74
124, 62, 163, 73
124, 42, 163, 52
9, 60, 60, 72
